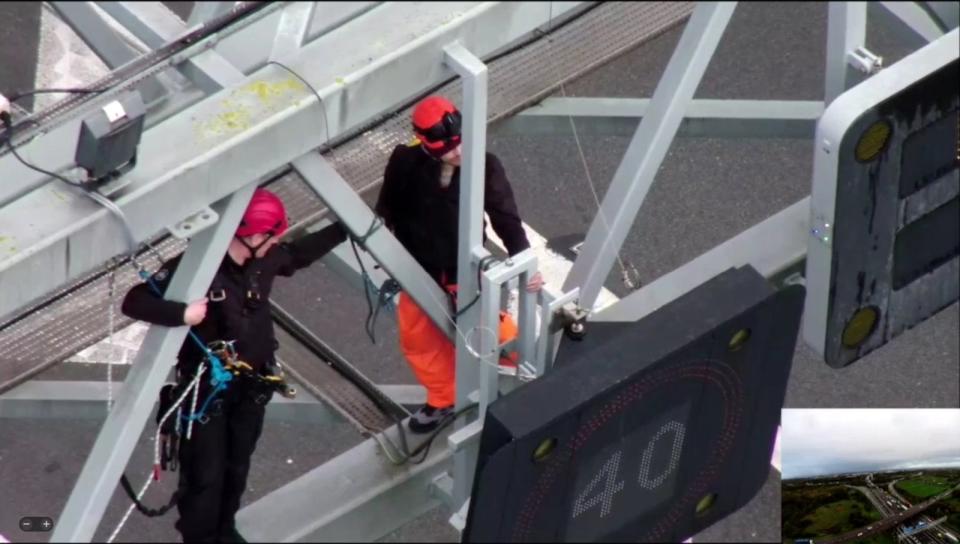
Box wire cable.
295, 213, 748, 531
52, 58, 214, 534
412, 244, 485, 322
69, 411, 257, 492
254, 63, 521, 470
267, 60, 516, 371
537, 5, 642, 293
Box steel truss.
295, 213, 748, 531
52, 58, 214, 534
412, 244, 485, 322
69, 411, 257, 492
0, 1, 952, 542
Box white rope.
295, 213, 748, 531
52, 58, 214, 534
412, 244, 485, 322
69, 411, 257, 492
541, 5, 639, 291
106, 365, 207, 543
106, 266, 116, 415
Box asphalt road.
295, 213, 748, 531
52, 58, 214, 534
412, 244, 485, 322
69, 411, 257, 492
0, 2, 958, 544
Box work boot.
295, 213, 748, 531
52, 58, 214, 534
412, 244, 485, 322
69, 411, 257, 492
408, 404, 454, 434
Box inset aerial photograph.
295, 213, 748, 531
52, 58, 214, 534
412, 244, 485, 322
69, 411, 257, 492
782, 409, 960, 544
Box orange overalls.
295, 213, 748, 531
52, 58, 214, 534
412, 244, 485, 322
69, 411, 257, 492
397, 286, 519, 408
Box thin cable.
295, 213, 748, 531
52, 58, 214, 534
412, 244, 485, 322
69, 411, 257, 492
106, 265, 117, 414
109, 367, 206, 540
8, 88, 108, 101
266, 60, 332, 150
1, 115, 85, 187
540, 5, 634, 288
267, 61, 509, 371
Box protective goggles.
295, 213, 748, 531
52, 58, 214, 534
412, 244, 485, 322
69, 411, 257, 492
414, 110, 462, 156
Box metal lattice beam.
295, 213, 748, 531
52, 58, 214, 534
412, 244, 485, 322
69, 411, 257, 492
0, 2, 588, 322
825, 1, 868, 105
51, 185, 257, 542
563, 1, 737, 312
500, 97, 823, 138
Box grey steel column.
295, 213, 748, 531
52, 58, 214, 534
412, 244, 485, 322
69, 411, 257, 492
825, 2, 867, 104
443, 41, 489, 510
187, 1, 237, 27
270, 1, 317, 61
49, 1, 167, 103
50, 1, 143, 65
924, 1, 960, 30
52, 184, 257, 542
562, 2, 737, 312
98, 1, 257, 94
291, 154, 456, 339
878, 1, 946, 43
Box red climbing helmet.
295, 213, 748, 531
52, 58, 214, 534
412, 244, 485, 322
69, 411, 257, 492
412, 95, 462, 157
236, 188, 288, 238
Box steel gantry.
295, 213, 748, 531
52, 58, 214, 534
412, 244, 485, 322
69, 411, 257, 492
0, 1, 956, 542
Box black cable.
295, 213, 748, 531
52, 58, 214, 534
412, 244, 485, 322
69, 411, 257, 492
452, 254, 499, 321
119, 474, 181, 518
265, 60, 333, 152
386, 403, 478, 466
267, 60, 395, 345
349, 237, 378, 343
260, 64, 489, 463
8, 88, 108, 102
1, 113, 85, 187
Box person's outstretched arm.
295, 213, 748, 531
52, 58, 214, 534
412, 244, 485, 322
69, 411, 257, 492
275, 221, 348, 277
121, 257, 207, 326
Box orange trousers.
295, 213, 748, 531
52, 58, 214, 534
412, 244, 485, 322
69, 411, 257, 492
396, 289, 518, 408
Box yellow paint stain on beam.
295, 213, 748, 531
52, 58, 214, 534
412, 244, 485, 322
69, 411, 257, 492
0, 234, 18, 255
195, 77, 308, 142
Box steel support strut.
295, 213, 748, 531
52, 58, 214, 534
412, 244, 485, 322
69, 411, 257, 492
563, 1, 737, 313
48, 1, 168, 104
51, 185, 256, 542
443, 40, 490, 514
877, 1, 946, 44
292, 154, 456, 339
825, 2, 868, 105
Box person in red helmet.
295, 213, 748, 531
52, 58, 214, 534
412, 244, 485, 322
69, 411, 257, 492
376, 95, 544, 433
121, 188, 346, 543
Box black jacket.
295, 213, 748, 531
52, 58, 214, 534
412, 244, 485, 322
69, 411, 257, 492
121, 223, 347, 375
375, 144, 530, 285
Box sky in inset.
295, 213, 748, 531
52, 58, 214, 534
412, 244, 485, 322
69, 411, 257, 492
781, 409, 960, 479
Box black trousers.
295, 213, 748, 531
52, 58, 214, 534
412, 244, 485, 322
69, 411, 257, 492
174, 379, 268, 543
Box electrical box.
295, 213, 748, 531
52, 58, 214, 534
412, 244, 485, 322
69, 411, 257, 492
74, 91, 146, 183
464, 266, 804, 543
802, 32, 958, 368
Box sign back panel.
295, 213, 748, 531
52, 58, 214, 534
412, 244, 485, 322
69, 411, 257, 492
802, 31, 959, 367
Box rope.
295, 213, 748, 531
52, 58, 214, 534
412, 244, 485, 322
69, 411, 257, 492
108, 365, 207, 541
539, 6, 641, 293
106, 264, 117, 415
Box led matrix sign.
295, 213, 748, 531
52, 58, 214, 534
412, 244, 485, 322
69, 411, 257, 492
464, 266, 805, 542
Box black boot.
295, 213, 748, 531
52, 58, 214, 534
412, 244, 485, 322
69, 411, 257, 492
408, 404, 454, 434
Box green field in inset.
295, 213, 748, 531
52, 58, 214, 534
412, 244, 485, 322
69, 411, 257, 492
896, 478, 952, 499
803, 499, 883, 534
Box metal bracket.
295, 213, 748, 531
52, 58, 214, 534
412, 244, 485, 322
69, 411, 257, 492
448, 498, 471, 534
167, 206, 219, 239
429, 473, 455, 511
448, 418, 484, 453
848, 46, 883, 74
534, 288, 581, 376
554, 301, 589, 333
780, 271, 806, 288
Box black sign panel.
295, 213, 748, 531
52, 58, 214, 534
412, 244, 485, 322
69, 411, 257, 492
464, 266, 805, 543
817, 58, 958, 367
